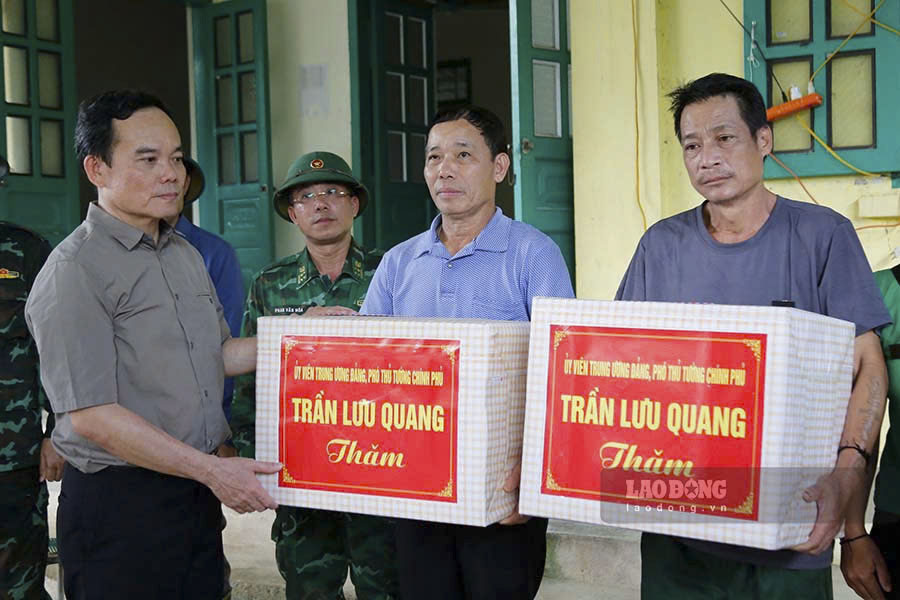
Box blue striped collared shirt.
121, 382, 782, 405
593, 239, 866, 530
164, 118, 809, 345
361, 207, 574, 320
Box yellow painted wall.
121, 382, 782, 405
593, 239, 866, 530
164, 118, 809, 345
192, 1, 353, 261
266, 0, 353, 259
653, 0, 745, 222
571, 0, 900, 300
570, 0, 661, 300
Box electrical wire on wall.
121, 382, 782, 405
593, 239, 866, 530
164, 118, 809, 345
808, 0, 886, 83
826, 0, 900, 241
719, 0, 817, 204
798, 0, 887, 184
841, 0, 900, 35
631, 0, 648, 231
767, 153, 820, 205
806, 0, 900, 170
809, 0, 900, 236
717, 0, 896, 215
794, 117, 876, 178
717, 0, 789, 100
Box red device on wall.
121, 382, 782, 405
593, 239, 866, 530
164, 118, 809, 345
766, 93, 824, 122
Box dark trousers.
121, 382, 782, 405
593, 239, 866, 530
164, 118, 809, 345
871, 510, 900, 600
58, 463, 225, 600
640, 533, 832, 600
395, 517, 547, 600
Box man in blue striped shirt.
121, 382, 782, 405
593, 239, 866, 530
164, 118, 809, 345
361, 105, 574, 599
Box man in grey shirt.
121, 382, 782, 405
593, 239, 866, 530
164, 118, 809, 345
616, 73, 890, 599
25, 90, 280, 600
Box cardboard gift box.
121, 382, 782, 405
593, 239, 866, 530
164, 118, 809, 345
255, 315, 530, 526
519, 298, 855, 550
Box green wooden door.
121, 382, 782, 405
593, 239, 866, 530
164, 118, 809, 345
192, 0, 274, 285
0, 0, 78, 245
360, 0, 436, 252
510, 0, 574, 282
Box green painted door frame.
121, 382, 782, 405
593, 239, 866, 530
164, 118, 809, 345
350, 0, 376, 248
191, 0, 274, 285
510, 0, 574, 283
350, 0, 436, 253
0, 0, 79, 245
352, 0, 575, 276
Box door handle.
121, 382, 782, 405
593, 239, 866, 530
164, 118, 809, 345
521, 137, 534, 155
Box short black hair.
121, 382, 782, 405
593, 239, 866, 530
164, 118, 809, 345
667, 73, 769, 141
75, 90, 173, 165
427, 105, 508, 158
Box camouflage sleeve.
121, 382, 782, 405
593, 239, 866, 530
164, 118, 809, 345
231, 275, 262, 458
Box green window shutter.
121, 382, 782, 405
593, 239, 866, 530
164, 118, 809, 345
352, 0, 436, 253
744, 0, 900, 179
0, 0, 79, 244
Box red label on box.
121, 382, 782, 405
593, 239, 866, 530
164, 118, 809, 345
542, 326, 766, 519
278, 335, 460, 502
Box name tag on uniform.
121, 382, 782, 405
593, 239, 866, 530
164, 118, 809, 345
273, 305, 313, 315
889, 344, 900, 360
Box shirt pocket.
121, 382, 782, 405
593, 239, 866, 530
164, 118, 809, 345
470, 294, 524, 321
190, 292, 225, 345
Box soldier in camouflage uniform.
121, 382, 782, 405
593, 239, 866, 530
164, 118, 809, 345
232, 151, 397, 600
0, 154, 65, 600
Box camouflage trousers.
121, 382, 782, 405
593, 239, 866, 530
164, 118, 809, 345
272, 506, 399, 600
0, 467, 50, 600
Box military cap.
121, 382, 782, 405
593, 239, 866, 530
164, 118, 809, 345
183, 157, 205, 205
272, 151, 369, 222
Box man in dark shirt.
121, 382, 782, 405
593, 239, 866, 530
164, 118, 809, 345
617, 73, 889, 599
